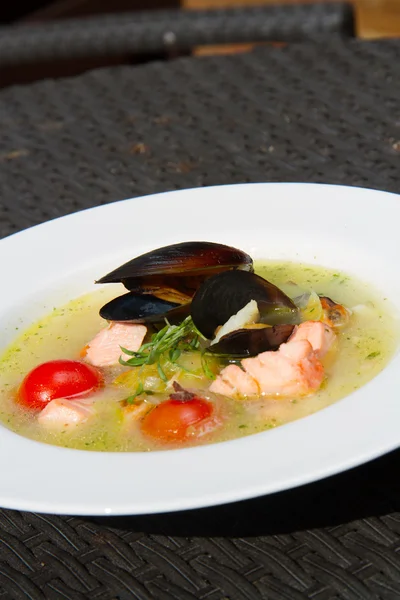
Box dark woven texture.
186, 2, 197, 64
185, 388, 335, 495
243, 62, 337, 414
0, 4, 354, 66
0, 38, 400, 599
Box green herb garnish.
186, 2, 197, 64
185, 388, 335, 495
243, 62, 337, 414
124, 382, 144, 404
201, 350, 216, 380
366, 351, 381, 360
119, 316, 213, 382
122, 382, 156, 405
120, 316, 196, 367
157, 361, 168, 382
170, 348, 181, 362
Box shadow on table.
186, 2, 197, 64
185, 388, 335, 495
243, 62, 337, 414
92, 448, 400, 537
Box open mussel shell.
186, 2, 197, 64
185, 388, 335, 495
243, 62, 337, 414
99, 292, 190, 324
96, 241, 253, 302
209, 324, 295, 358
191, 270, 299, 339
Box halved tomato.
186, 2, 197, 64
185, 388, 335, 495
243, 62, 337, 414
18, 359, 103, 410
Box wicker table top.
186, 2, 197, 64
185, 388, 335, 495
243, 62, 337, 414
0, 38, 399, 600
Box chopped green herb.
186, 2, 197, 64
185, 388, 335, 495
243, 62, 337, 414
366, 351, 380, 359
120, 316, 195, 366
123, 382, 146, 404
157, 362, 168, 382
201, 350, 216, 380
119, 316, 214, 379
190, 336, 200, 349
170, 348, 181, 362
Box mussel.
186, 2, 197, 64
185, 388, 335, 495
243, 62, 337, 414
97, 241, 253, 304
320, 296, 350, 328
97, 241, 252, 323
208, 324, 295, 358
99, 292, 190, 324
191, 270, 299, 339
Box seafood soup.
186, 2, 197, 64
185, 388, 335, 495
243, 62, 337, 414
0, 242, 397, 452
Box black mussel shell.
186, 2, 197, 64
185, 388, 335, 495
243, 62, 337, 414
96, 242, 253, 300
100, 292, 190, 324
191, 270, 299, 339
208, 324, 295, 358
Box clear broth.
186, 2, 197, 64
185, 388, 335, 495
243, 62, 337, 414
0, 261, 398, 452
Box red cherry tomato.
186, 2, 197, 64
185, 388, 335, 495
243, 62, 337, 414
141, 398, 213, 442
18, 360, 103, 410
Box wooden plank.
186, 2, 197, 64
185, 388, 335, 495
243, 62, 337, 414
183, 0, 400, 39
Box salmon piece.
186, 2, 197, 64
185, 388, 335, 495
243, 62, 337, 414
209, 364, 259, 397
289, 321, 335, 358
84, 323, 147, 367
211, 339, 324, 399
243, 340, 324, 397
38, 398, 94, 429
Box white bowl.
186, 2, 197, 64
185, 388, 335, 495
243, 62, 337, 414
0, 182, 399, 516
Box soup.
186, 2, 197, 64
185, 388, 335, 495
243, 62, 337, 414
0, 243, 398, 452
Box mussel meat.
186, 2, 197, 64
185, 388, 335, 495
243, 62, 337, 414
208, 324, 295, 358
99, 292, 190, 324
320, 296, 350, 328
97, 241, 253, 304
191, 270, 299, 339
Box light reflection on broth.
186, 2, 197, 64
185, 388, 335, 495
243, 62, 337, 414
0, 261, 398, 452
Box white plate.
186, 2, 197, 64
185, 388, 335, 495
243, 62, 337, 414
0, 183, 399, 516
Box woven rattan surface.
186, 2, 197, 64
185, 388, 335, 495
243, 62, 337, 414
0, 39, 399, 599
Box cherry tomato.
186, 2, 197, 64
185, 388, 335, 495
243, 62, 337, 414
141, 397, 213, 442
18, 359, 103, 409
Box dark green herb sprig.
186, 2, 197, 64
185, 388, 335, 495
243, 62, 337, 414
201, 351, 216, 380
119, 315, 209, 380
121, 383, 155, 405
119, 317, 211, 405
118, 317, 219, 400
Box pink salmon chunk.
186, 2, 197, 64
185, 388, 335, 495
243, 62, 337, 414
84, 323, 147, 367
210, 320, 334, 399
